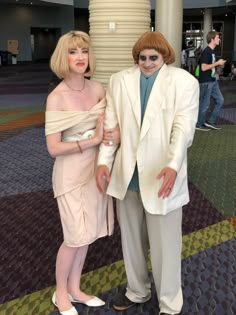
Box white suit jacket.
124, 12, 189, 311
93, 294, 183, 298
98, 64, 199, 215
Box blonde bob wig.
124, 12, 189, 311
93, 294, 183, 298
132, 31, 175, 65
50, 30, 96, 79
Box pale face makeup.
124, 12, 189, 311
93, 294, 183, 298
138, 49, 164, 76
68, 47, 89, 74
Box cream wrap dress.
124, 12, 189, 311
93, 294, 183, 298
45, 98, 114, 247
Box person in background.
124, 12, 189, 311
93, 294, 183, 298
96, 31, 199, 315
221, 60, 232, 80
231, 63, 236, 80
45, 30, 119, 315
181, 43, 187, 69
186, 40, 196, 74
196, 31, 226, 131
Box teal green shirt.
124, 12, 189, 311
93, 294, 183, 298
128, 70, 159, 191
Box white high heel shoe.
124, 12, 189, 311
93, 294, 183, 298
52, 292, 78, 315
69, 293, 105, 307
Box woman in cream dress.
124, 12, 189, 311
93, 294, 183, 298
45, 31, 119, 315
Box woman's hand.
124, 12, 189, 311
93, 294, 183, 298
94, 113, 105, 145
103, 128, 120, 146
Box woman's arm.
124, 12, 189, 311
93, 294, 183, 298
46, 113, 104, 158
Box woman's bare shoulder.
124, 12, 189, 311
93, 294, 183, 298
46, 84, 64, 111
87, 79, 105, 98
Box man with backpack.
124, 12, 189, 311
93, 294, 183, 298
196, 31, 226, 131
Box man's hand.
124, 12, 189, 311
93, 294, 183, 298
157, 166, 177, 199
96, 165, 110, 193
217, 59, 226, 67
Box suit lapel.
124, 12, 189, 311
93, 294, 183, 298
140, 64, 171, 140
123, 67, 141, 128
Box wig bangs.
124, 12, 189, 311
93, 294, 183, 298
68, 36, 89, 50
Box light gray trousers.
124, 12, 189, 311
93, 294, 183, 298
117, 190, 183, 315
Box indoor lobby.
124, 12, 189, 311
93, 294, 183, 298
0, 1, 236, 315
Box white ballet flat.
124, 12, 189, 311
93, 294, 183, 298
52, 292, 78, 315
59, 307, 78, 315
69, 293, 105, 307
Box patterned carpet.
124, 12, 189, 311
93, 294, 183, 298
0, 64, 235, 315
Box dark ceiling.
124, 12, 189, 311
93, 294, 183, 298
0, 0, 236, 17
0, 0, 60, 6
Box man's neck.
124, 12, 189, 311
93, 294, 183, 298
208, 42, 216, 50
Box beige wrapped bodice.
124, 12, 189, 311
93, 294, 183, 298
45, 98, 106, 197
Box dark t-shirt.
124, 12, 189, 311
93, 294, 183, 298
198, 46, 216, 83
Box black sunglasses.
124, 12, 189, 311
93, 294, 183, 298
139, 55, 159, 62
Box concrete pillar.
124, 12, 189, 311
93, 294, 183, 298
155, 0, 183, 67
89, 0, 151, 86
203, 8, 212, 49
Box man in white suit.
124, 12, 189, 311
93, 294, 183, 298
96, 32, 199, 315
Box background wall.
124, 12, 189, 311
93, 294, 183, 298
0, 4, 74, 62
0, 2, 235, 63
220, 16, 236, 61
74, 8, 89, 32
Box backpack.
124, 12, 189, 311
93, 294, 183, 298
195, 51, 202, 78
195, 64, 200, 77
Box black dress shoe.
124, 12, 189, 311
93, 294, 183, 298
112, 289, 136, 311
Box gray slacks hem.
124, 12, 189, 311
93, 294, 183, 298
116, 190, 183, 314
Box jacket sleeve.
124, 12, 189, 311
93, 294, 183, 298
97, 74, 119, 171
166, 73, 199, 173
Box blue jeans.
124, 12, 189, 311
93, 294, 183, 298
196, 80, 224, 127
